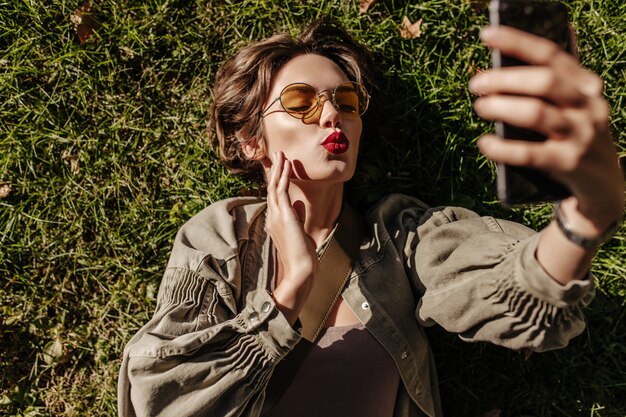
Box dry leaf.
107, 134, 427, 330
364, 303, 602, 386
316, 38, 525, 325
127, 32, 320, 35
71, 2, 98, 45
482, 410, 502, 417
62, 151, 80, 174
400, 16, 423, 39
42, 338, 66, 365
359, 0, 379, 13
467, 0, 490, 11
0, 182, 11, 198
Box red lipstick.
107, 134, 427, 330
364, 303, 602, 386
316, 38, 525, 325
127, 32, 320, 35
321, 131, 349, 155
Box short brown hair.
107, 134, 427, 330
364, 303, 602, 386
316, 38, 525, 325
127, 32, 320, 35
210, 18, 377, 182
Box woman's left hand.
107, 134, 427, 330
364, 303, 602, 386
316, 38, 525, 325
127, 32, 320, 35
470, 25, 624, 228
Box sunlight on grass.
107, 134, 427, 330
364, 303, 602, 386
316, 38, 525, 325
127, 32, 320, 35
1, 0, 625, 415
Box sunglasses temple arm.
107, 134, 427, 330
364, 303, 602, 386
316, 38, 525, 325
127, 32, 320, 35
261, 97, 281, 117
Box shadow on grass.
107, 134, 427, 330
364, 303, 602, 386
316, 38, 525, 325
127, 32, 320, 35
429, 292, 626, 417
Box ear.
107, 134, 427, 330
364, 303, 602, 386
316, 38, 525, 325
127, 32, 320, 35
241, 138, 266, 161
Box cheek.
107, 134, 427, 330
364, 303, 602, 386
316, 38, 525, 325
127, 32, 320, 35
350, 119, 363, 148
262, 118, 316, 153
261, 118, 294, 153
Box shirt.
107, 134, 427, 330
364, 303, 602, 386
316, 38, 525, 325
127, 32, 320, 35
266, 322, 401, 417
118, 193, 594, 417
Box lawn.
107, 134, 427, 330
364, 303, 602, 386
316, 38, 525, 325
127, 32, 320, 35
1, 0, 625, 416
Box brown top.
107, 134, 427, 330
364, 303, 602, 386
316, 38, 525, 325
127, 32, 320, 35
267, 322, 401, 417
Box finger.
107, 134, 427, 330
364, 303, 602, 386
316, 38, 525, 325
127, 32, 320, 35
266, 152, 282, 208
276, 158, 292, 194
470, 67, 587, 106
276, 159, 292, 211
481, 26, 604, 98
276, 161, 297, 219
481, 25, 575, 67
474, 96, 572, 137
477, 134, 564, 169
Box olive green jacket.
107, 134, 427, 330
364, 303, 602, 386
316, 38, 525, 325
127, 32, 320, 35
118, 194, 594, 417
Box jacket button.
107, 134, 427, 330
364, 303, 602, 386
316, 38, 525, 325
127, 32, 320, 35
249, 312, 259, 323
361, 302, 370, 310
261, 302, 271, 313
401, 351, 408, 359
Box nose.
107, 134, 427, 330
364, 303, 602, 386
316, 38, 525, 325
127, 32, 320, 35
317, 94, 342, 129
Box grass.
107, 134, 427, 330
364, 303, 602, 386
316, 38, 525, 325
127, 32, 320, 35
1, 0, 625, 415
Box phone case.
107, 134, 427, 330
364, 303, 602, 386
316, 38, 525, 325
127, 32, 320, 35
489, 0, 573, 205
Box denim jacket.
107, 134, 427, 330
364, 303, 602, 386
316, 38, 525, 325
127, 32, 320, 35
118, 194, 594, 417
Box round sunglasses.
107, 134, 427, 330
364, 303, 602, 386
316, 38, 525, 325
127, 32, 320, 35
261, 81, 370, 121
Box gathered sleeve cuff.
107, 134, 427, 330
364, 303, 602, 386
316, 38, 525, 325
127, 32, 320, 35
118, 266, 301, 417
412, 206, 594, 353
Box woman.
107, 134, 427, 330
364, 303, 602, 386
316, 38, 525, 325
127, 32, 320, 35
118, 19, 623, 417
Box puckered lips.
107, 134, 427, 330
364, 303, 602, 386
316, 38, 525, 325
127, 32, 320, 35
321, 131, 349, 155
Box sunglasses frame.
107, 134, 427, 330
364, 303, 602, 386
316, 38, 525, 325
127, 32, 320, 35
261, 81, 370, 120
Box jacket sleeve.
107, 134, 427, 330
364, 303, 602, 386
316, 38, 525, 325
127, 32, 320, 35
411, 206, 594, 352
117, 265, 301, 417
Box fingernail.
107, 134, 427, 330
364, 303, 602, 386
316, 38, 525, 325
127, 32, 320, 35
473, 98, 484, 112
468, 76, 485, 93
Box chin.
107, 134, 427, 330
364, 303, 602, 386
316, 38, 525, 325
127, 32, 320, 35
292, 168, 355, 185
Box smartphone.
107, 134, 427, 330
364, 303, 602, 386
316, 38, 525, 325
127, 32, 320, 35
489, 0, 573, 205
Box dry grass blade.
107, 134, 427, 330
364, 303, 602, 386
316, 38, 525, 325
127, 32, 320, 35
61, 151, 80, 175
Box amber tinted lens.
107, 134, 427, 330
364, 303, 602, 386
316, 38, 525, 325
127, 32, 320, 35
279, 84, 318, 117
334, 83, 360, 115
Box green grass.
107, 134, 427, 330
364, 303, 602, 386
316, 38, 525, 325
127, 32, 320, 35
1, 0, 625, 416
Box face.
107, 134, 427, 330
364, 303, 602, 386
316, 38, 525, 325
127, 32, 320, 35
255, 54, 363, 184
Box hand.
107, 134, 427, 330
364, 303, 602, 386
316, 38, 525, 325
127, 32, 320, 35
265, 151, 319, 325
470, 26, 624, 228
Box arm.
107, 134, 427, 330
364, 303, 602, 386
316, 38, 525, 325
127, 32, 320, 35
263, 151, 320, 325
411, 205, 594, 352
470, 26, 624, 283
118, 266, 301, 417
117, 201, 303, 417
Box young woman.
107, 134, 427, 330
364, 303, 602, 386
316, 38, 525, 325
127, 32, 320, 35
118, 19, 623, 417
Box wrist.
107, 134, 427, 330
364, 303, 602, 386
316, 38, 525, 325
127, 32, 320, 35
553, 198, 622, 249
271, 278, 314, 326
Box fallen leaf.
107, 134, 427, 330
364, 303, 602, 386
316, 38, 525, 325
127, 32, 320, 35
359, 0, 379, 13
62, 151, 80, 174
71, 2, 98, 45
0, 182, 11, 198
400, 16, 423, 39
42, 338, 65, 365
482, 410, 502, 417
467, 0, 490, 11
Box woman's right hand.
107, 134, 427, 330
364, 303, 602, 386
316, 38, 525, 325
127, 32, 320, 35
265, 151, 319, 326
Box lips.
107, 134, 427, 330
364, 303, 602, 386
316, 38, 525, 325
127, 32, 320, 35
321, 131, 349, 155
